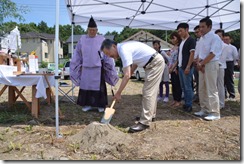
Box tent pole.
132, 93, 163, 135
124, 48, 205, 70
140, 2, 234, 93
220, 22, 223, 29
55, 0, 61, 138
165, 30, 167, 43
207, 0, 209, 16
71, 23, 74, 99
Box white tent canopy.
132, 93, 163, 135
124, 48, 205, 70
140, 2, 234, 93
53, 0, 240, 138
65, 0, 240, 32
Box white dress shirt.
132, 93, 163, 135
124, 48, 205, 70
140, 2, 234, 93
225, 44, 239, 62
219, 42, 229, 69
117, 41, 156, 68
195, 31, 222, 62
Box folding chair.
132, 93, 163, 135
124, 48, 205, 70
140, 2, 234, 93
58, 81, 76, 104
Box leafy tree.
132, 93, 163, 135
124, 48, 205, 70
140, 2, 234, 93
74, 25, 85, 35
226, 29, 240, 49
37, 21, 49, 33
115, 27, 140, 42
0, 0, 29, 33
18, 22, 39, 33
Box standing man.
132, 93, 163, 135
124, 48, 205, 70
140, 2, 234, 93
70, 16, 117, 113
192, 25, 201, 103
194, 17, 222, 121
237, 48, 240, 95
215, 29, 228, 110
101, 39, 165, 133
177, 23, 196, 112
223, 34, 239, 100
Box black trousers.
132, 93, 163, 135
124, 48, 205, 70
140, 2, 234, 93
77, 67, 108, 108
225, 61, 235, 98
171, 72, 182, 102
193, 66, 199, 96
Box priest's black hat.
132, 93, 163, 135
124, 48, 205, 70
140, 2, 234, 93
88, 16, 97, 28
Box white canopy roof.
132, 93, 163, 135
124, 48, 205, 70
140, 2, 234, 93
65, 0, 240, 32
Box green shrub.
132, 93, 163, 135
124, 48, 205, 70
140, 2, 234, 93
40, 61, 48, 68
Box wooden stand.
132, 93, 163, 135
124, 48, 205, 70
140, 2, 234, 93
0, 55, 4, 65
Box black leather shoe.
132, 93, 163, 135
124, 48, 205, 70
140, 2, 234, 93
184, 106, 192, 113
135, 116, 155, 122
128, 123, 149, 133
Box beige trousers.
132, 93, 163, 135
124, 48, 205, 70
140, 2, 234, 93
139, 54, 165, 125
217, 68, 225, 109
198, 61, 220, 114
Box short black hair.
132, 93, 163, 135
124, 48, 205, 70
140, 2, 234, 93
200, 16, 212, 27
194, 25, 200, 31
100, 39, 117, 50
152, 40, 160, 45
224, 33, 231, 38
177, 23, 189, 30
215, 29, 225, 37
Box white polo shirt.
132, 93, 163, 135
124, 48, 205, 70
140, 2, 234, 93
225, 44, 239, 62
195, 31, 222, 62
219, 42, 229, 69
117, 41, 156, 68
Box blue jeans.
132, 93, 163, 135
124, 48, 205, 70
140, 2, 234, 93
179, 67, 194, 107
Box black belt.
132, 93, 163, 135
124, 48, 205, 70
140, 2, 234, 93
143, 53, 158, 69
226, 61, 234, 63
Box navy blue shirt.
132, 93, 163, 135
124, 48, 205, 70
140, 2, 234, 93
181, 36, 196, 70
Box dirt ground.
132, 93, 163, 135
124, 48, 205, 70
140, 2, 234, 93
0, 78, 241, 160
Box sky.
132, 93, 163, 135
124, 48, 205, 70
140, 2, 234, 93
5, 0, 123, 35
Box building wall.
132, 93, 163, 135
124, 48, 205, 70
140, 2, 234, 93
47, 39, 54, 63
68, 42, 77, 55
20, 38, 48, 64
41, 40, 49, 63
20, 37, 63, 64
47, 39, 63, 63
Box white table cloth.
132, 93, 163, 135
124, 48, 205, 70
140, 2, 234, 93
0, 75, 55, 99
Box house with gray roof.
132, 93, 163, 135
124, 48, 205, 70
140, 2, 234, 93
20, 32, 63, 64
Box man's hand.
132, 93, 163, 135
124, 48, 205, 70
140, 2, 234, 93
113, 92, 121, 102
169, 67, 173, 74
184, 66, 190, 75
193, 58, 198, 67
197, 63, 205, 73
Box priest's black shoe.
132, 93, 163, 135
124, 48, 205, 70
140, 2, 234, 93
128, 122, 149, 133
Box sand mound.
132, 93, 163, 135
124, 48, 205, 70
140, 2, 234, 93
67, 122, 133, 154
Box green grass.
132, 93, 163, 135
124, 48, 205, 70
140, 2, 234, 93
234, 78, 239, 87
0, 105, 32, 124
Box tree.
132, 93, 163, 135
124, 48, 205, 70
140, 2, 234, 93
0, 0, 29, 33
227, 29, 240, 49
115, 27, 140, 43
19, 22, 39, 33
37, 21, 49, 33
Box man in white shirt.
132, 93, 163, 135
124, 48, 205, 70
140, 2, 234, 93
193, 25, 202, 103
194, 17, 222, 121
223, 34, 239, 100
215, 29, 229, 110
101, 39, 165, 133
